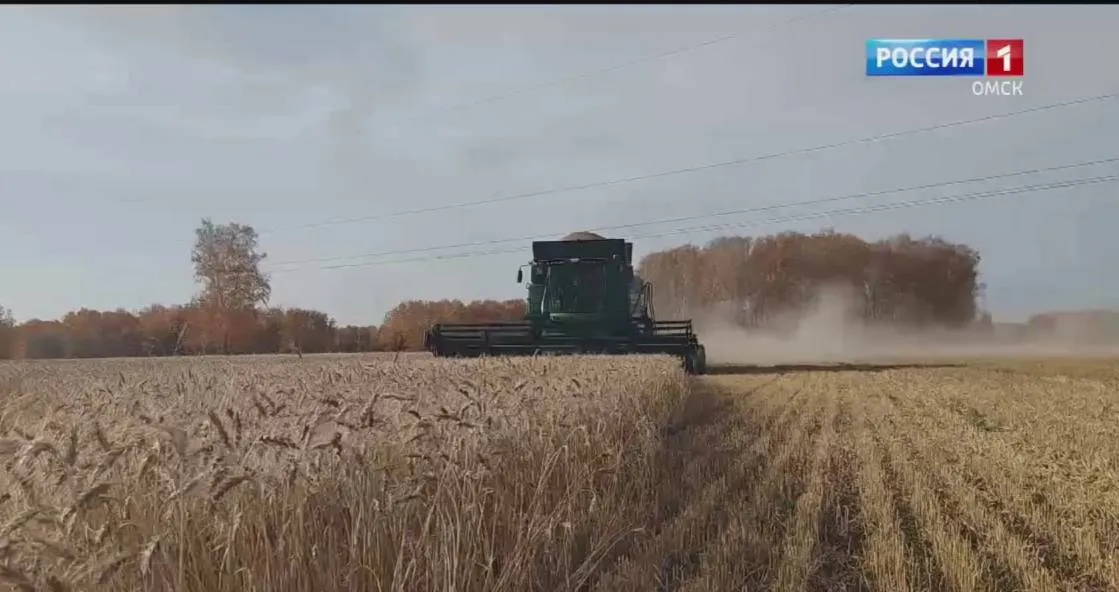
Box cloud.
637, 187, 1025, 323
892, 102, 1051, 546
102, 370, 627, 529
36, 6, 425, 137
2, 5, 1118, 325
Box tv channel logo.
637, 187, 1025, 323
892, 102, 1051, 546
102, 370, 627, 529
985, 39, 1024, 76
866, 39, 1024, 77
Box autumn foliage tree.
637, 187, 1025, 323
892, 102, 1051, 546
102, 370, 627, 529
4, 224, 1117, 360
1, 217, 533, 359
376, 299, 526, 351
639, 230, 983, 330
191, 219, 272, 354
0, 306, 14, 359
0, 306, 383, 360
0, 218, 385, 359
279, 308, 336, 355
1026, 310, 1119, 344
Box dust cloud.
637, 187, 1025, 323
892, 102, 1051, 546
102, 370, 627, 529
693, 284, 1119, 366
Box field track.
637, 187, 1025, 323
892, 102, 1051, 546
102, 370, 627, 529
605, 360, 1119, 592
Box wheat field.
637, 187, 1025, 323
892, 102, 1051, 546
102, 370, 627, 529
1, 355, 1118, 591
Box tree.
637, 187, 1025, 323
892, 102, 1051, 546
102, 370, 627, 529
280, 308, 336, 355
376, 299, 524, 351
638, 230, 983, 330
0, 306, 13, 359
191, 219, 271, 353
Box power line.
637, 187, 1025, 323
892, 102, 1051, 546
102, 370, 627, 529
100, 7, 851, 218
633, 175, 1118, 240
262, 92, 1119, 236
266, 156, 1119, 268
265, 173, 1118, 275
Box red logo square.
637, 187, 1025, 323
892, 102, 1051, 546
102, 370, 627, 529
986, 39, 1024, 76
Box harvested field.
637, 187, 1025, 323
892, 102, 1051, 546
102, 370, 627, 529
1, 355, 1118, 591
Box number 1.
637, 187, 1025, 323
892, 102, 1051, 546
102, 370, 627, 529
996, 45, 1012, 71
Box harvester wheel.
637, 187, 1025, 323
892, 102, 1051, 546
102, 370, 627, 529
683, 345, 707, 375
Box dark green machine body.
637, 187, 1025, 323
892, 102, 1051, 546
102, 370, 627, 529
424, 237, 707, 374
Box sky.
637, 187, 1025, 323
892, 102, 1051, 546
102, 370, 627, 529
1, 5, 1117, 325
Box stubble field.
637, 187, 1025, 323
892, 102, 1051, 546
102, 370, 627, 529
1, 353, 1118, 592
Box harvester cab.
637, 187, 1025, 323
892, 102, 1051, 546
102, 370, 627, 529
424, 233, 707, 374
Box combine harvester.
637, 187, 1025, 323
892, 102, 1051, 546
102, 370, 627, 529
424, 232, 707, 374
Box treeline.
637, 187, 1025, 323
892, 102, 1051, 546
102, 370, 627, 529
1025, 310, 1119, 344
0, 223, 1010, 360
377, 299, 526, 351
0, 217, 531, 360
639, 230, 984, 329
0, 300, 525, 360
